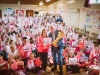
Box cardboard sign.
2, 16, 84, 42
69, 58, 77, 65
43, 38, 52, 44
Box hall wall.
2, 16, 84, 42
48, 0, 100, 34
0, 4, 48, 17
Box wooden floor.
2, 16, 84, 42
28, 65, 87, 75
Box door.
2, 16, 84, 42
39, 10, 45, 16
26, 10, 34, 17
0, 10, 2, 18
70, 12, 79, 27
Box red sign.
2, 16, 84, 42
16, 10, 24, 16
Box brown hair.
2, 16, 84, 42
0, 55, 3, 58
14, 55, 20, 60
41, 29, 47, 37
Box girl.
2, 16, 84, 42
30, 37, 37, 58
37, 29, 51, 71
11, 55, 25, 75
26, 53, 42, 74
65, 51, 80, 74
76, 50, 89, 68
3, 40, 11, 61
8, 45, 18, 66
0, 55, 11, 75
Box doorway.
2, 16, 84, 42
26, 10, 34, 17
39, 10, 45, 16
0, 10, 2, 18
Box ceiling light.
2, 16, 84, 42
46, 0, 51, 2
67, 0, 75, 4
18, 1, 20, 5
39, 1, 44, 6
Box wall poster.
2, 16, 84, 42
16, 10, 24, 16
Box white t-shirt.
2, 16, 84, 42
31, 44, 36, 50
5, 45, 11, 53
9, 50, 18, 58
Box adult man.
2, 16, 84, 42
49, 26, 64, 75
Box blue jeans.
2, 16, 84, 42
52, 48, 63, 71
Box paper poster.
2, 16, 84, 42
86, 18, 90, 23
80, 57, 88, 62
43, 38, 52, 44
6, 8, 13, 15
69, 58, 77, 64
16, 10, 24, 16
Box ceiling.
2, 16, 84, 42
0, 0, 59, 5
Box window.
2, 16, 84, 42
89, 0, 100, 4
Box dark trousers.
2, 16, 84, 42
32, 50, 38, 58
53, 49, 63, 72
26, 67, 41, 74
66, 65, 80, 73
22, 57, 29, 67
3, 51, 8, 61
0, 69, 11, 75
39, 52, 48, 71
98, 39, 100, 45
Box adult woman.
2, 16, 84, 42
37, 29, 51, 71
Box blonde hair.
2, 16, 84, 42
10, 45, 15, 49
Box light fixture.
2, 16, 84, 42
39, 1, 44, 6
46, 0, 51, 2
67, 0, 75, 4
18, 1, 20, 5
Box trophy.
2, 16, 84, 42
52, 30, 65, 47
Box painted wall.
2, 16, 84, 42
0, 4, 48, 17
0, 0, 100, 34
48, 0, 100, 34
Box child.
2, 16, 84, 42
65, 51, 80, 74
3, 40, 11, 61
76, 50, 89, 68
26, 53, 42, 74
8, 45, 18, 66
62, 45, 70, 59
30, 37, 37, 58
11, 55, 25, 75
0, 55, 11, 75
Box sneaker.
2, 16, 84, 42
51, 67, 57, 71
67, 71, 73, 74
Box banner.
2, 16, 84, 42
82, 8, 100, 16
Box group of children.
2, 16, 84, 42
0, 13, 99, 75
